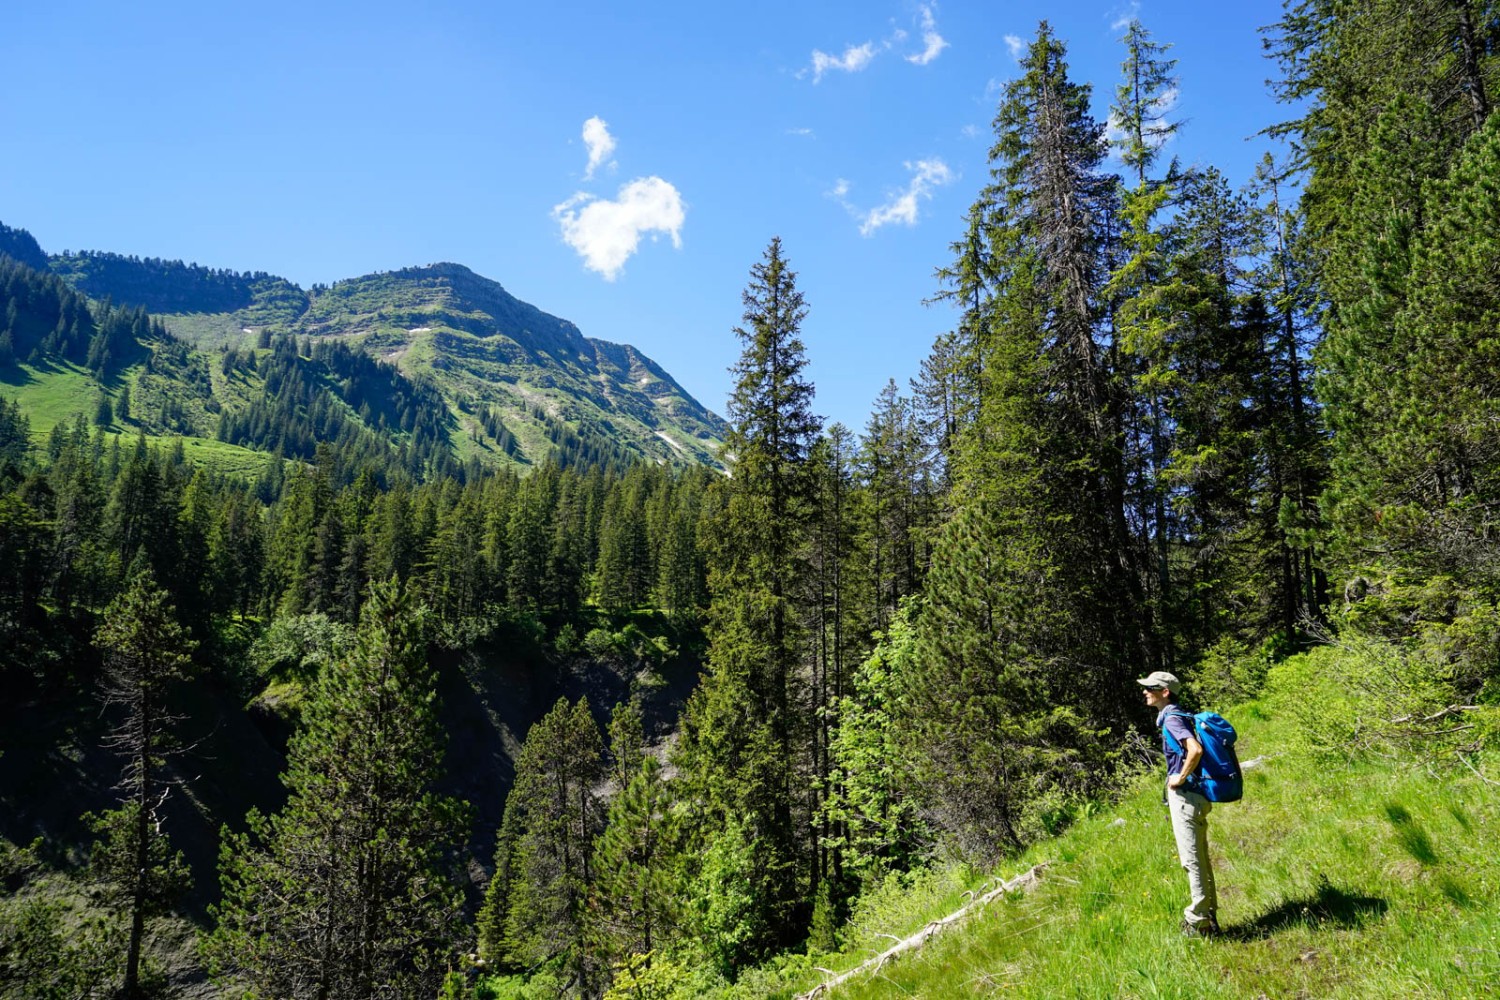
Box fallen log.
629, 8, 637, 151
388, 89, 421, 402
795, 862, 1049, 999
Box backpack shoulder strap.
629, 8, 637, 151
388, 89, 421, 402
1160, 708, 1195, 755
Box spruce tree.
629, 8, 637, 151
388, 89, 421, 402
484, 697, 604, 990
676, 236, 820, 964
903, 24, 1137, 858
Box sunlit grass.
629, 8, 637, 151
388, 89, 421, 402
1, 361, 274, 479
791, 702, 1499, 1000
1, 360, 104, 433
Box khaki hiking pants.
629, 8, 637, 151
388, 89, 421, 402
1167, 786, 1217, 926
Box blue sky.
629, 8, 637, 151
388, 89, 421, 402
2, 1, 1291, 432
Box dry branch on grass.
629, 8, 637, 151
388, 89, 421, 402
796, 863, 1049, 999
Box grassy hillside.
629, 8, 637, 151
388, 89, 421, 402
1, 359, 275, 480
1, 360, 102, 433
746, 668, 1499, 999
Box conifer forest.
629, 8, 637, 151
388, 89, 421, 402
4, 6, 1500, 998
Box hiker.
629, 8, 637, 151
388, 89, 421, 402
1139, 670, 1221, 937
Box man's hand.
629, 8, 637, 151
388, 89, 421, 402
1172, 737, 1204, 791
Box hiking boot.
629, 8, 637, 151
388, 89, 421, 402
1181, 918, 1221, 938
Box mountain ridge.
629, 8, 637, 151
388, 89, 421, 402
2, 222, 727, 475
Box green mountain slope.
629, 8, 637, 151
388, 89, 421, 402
291, 263, 727, 470
33, 239, 727, 473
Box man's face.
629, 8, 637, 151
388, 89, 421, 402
1143, 685, 1170, 710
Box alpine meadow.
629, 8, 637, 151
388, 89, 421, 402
3, 3, 1500, 999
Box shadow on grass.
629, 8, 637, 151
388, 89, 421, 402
1228, 877, 1388, 940
1384, 803, 1439, 865
0, 359, 39, 386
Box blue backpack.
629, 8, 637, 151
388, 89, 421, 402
1163, 709, 1243, 803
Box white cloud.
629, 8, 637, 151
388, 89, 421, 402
906, 4, 949, 65
581, 116, 616, 180
856, 159, 955, 237
1004, 34, 1025, 62
830, 178, 851, 200
810, 42, 876, 82
787, 127, 816, 138
1111, 2, 1142, 32
961, 123, 981, 139
553, 177, 685, 280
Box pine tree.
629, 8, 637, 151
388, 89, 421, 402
653, 470, 708, 620
93, 566, 197, 997
808, 422, 863, 910
205, 578, 467, 997
824, 606, 927, 888
546, 469, 592, 615
505, 464, 556, 610
595, 474, 649, 612
1247, 154, 1325, 637
858, 382, 929, 627
588, 756, 680, 977
1105, 18, 1182, 668
1333, 114, 1500, 598
607, 698, 646, 792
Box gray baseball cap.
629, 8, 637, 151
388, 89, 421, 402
1136, 671, 1181, 690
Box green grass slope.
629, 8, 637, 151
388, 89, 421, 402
777, 702, 1498, 999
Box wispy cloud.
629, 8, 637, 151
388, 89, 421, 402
810, 42, 877, 83
834, 160, 955, 237
553, 177, 685, 281
787, 127, 816, 138
581, 116, 617, 180
1004, 34, 1025, 62
860, 160, 954, 235
906, 4, 949, 65
1110, 2, 1142, 32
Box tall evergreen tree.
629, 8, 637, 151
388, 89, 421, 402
483, 697, 604, 990
206, 579, 466, 997
588, 756, 680, 980
903, 24, 1137, 859
676, 236, 820, 965
1106, 18, 1182, 668
93, 567, 197, 998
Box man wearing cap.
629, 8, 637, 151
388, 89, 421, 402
1139, 670, 1220, 937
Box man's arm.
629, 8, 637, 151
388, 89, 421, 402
1168, 737, 1203, 789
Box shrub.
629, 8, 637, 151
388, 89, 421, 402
583, 627, 619, 657
1265, 619, 1495, 764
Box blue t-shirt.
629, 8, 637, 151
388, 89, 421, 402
1156, 705, 1197, 779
